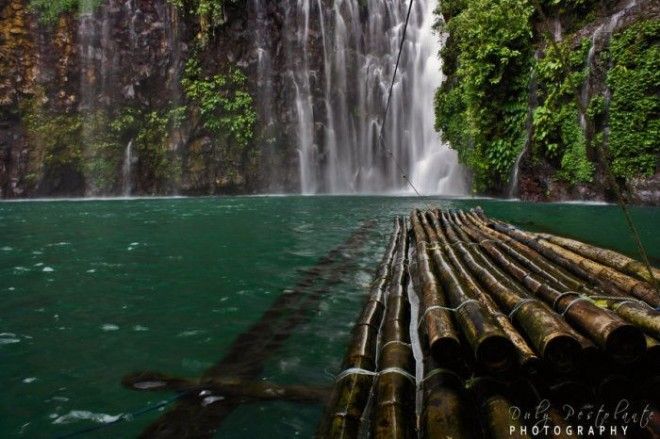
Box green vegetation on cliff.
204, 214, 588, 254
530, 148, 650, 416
29, 0, 99, 24
181, 57, 256, 150
435, 0, 534, 192
533, 39, 593, 184
605, 20, 659, 178
435, 0, 659, 194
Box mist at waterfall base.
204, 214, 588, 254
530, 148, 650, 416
1, 196, 658, 438
255, 0, 467, 195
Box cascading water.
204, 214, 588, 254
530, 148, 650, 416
508, 51, 540, 199
122, 140, 134, 196
272, 0, 467, 195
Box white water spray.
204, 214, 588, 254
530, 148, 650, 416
264, 0, 467, 195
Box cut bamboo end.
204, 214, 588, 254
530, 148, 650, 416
429, 337, 464, 369
475, 333, 517, 374
604, 324, 648, 364
541, 333, 582, 374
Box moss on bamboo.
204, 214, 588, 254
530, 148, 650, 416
535, 232, 660, 286
486, 218, 660, 308
459, 211, 646, 364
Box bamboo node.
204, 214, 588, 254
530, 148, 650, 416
560, 297, 595, 317
379, 340, 412, 351
419, 368, 462, 386
595, 296, 655, 310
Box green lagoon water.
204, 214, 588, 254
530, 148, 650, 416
0, 196, 658, 438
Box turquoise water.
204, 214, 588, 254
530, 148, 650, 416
0, 196, 657, 438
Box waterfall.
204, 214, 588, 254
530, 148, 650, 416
508, 51, 540, 198
270, 0, 466, 195
122, 140, 133, 196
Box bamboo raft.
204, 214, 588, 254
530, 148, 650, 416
317, 209, 659, 439
123, 209, 658, 438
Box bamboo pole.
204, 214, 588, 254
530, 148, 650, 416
122, 371, 329, 403
463, 211, 660, 339
372, 220, 416, 439
463, 211, 600, 296
436, 211, 581, 372
481, 214, 660, 308
535, 232, 660, 285
469, 378, 530, 439
317, 219, 401, 438
408, 210, 462, 369
418, 364, 482, 439
414, 210, 516, 373
426, 210, 540, 371
454, 212, 646, 364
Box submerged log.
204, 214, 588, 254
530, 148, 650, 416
437, 211, 581, 372
372, 221, 416, 439
536, 232, 660, 285
143, 221, 376, 439
455, 212, 646, 364
122, 371, 329, 403
409, 210, 462, 369
317, 218, 401, 439
414, 210, 516, 373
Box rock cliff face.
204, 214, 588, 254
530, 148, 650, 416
0, 0, 302, 197
512, 1, 660, 205
0, 0, 657, 202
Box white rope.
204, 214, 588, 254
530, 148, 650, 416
417, 299, 479, 329
419, 368, 462, 387
335, 368, 377, 382
380, 340, 412, 351
551, 291, 581, 310
508, 298, 539, 320
335, 366, 416, 383
379, 367, 416, 383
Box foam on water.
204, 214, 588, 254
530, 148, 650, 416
101, 324, 119, 331
52, 410, 123, 425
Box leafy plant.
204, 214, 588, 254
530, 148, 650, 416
29, 0, 100, 24
181, 57, 256, 150
606, 20, 659, 178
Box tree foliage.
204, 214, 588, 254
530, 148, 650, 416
435, 0, 534, 191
